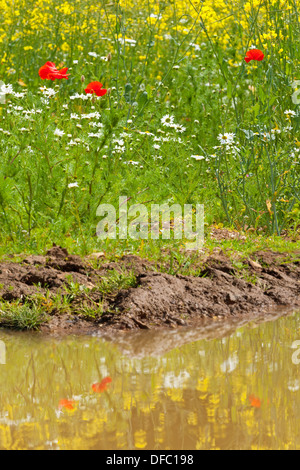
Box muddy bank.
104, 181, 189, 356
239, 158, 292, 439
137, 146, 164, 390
0, 246, 299, 334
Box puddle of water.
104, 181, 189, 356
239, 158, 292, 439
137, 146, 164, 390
0, 311, 299, 450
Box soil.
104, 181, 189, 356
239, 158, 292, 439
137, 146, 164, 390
0, 246, 299, 334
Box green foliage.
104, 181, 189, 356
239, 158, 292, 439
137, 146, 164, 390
98, 269, 137, 296
0, 302, 47, 330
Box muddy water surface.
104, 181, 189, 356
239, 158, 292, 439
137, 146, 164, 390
0, 311, 300, 450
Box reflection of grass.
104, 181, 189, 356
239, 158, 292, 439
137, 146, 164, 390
0, 301, 47, 330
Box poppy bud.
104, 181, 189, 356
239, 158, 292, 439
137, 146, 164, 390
81, 75, 85, 83
107, 53, 112, 62
107, 88, 112, 95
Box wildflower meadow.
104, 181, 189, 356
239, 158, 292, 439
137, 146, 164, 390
1, 1, 300, 452
0, 0, 300, 255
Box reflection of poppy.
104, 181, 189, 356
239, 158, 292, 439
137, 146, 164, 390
92, 377, 112, 393
249, 395, 261, 408
59, 399, 75, 410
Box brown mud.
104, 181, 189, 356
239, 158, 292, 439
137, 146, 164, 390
0, 246, 299, 334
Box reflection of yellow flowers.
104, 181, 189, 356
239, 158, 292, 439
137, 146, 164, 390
123, 391, 134, 411
134, 429, 147, 449
187, 411, 197, 426
209, 394, 220, 406
167, 388, 183, 402
196, 377, 209, 393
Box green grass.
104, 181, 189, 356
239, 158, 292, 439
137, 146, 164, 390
0, 302, 47, 330
97, 269, 137, 295
0, 227, 299, 265
13, 269, 138, 322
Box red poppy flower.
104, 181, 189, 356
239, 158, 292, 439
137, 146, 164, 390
244, 49, 264, 63
59, 399, 75, 410
92, 377, 112, 393
84, 81, 107, 97
39, 62, 69, 81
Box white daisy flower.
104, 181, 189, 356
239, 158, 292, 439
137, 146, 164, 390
284, 109, 296, 117
161, 114, 175, 127
40, 87, 56, 98
191, 155, 205, 161
54, 128, 65, 137
217, 133, 235, 145
0, 83, 13, 95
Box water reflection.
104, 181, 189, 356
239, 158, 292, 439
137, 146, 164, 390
0, 311, 299, 450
